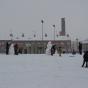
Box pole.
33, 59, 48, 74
41, 20, 44, 53
53, 25, 55, 41
41, 20, 44, 41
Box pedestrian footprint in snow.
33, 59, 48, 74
82, 51, 88, 68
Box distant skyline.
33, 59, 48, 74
0, 0, 88, 41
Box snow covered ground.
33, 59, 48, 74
0, 54, 88, 88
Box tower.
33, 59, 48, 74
60, 18, 66, 36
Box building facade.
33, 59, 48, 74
0, 39, 71, 54
82, 40, 88, 52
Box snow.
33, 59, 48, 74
9, 43, 14, 55
45, 41, 52, 55
0, 54, 88, 88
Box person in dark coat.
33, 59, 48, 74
14, 43, 19, 55
6, 42, 10, 55
51, 44, 56, 56
79, 42, 82, 55
82, 51, 88, 68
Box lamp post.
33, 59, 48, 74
76, 38, 79, 53
9, 33, 13, 40
9, 29, 13, 41
22, 33, 24, 38
41, 20, 44, 41
53, 24, 55, 41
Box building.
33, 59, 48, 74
60, 18, 66, 36
82, 40, 88, 52
0, 36, 71, 54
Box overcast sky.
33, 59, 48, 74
0, 0, 88, 40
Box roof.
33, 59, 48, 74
0, 34, 71, 41
82, 40, 88, 44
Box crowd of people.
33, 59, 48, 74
5, 41, 88, 68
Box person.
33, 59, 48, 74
79, 42, 82, 55
6, 42, 10, 55
51, 44, 56, 56
58, 46, 62, 56
82, 51, 88, 68
14, 43, 19, 55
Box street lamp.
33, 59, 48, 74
53, 24, 55, 41
22, 33, 24, 38
76, 38, 79, 53
9, 33, 13, 40
9, 29, 13, 40
41, 20, 44, 41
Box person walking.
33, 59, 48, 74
82, 51, 88, 68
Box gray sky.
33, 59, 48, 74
0, 0, 88, 40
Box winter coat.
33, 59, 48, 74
6, 42, 10, 54
83, 51, 88, 61
51, 45, 56, 55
